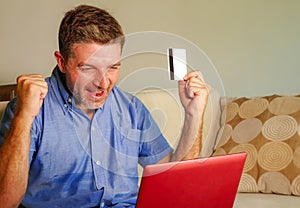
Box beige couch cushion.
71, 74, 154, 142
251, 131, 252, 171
234, 193, 300, 208
135, 88, 221, 158
213, 94, 300, 196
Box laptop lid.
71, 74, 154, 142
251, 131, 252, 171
136, 152, 247, 208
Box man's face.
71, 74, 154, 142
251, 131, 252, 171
62, 42, 121, 114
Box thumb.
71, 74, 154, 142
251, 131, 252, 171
178, 80, 186, 94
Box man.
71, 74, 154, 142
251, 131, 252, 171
0, 5, 209, 208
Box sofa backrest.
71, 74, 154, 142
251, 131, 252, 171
135, 88, 221, 157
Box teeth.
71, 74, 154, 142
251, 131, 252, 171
96, 91, 103, 97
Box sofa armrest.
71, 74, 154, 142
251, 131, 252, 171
0, 101, 9, 120
0, 84, 17, 101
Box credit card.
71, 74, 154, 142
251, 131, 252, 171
167, 48, 187, 80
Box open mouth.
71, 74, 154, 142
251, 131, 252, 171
86, 89, 106, 100
95, 91, 105, 98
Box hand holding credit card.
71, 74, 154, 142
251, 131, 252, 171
167, 48, 187, 80
168, 48, 193, 97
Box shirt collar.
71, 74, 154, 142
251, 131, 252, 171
48, 66, 73, 114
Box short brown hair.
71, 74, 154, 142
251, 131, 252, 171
58, 5, 124, 62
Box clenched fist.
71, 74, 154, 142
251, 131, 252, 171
178, 71, 210, 117
15, 74, 48, 120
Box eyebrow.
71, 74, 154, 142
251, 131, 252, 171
77, 61, 121, 68
111, 61, 121, 67
77, 62, 92, 68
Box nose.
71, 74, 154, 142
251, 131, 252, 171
98, 74, 109, 89
91, 67, 110, 89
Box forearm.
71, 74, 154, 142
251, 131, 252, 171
171, 111, 204, 162
0, 113, 33, 207
157, 71, 209, 163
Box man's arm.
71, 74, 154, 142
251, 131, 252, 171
159, 71, 210, 163
0, 75, 48, 208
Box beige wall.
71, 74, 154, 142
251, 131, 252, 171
0, 0, 299, 97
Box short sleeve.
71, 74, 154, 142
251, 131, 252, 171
0, 99, 38, 165
134, 97, 173, 167
0, 100, 16, 146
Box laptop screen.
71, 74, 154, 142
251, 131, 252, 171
136, 152, 247, 208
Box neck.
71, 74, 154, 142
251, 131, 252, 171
85, 109, 96, 120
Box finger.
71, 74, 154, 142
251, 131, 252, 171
183, 71, 205, 82
186, 77, 207, 93
191, 86, 211, 97
17, 74, 47, 85
187, 80, 211, 95
17, 75, 46, 89
17, 74, 44, 82
189, 76, 206, 84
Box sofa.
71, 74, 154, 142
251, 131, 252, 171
1, 85, 300, 207
135, 88, 300, 207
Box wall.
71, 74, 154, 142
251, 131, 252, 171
0, 0, 299, 97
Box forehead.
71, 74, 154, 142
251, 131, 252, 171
71, 42, 121, 65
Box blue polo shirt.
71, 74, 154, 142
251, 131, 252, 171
0, 67, 173, 208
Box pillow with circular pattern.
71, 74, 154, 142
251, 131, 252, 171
213, 94, 300, 196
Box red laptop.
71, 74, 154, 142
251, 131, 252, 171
136, 152, 247, 208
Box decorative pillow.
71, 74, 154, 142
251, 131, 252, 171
213, 94, 300, 196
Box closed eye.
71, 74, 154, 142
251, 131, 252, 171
79, 64, 97, 73
108, 63, 121, 71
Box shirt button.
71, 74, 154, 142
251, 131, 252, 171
100, 202, 105, 207
68, 98, 72, 103
91, 126, 96, 131
96, 161, 101, 166
64, 104, 67, 108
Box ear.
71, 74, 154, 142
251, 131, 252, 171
54, 51, 66, 73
